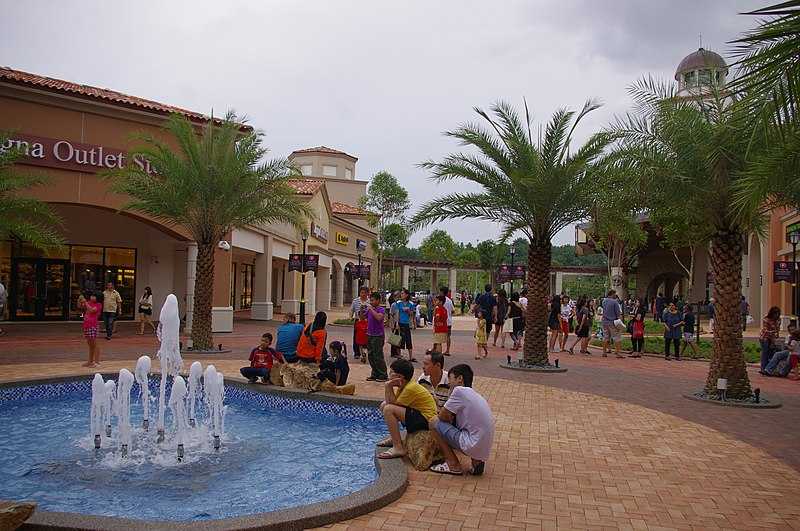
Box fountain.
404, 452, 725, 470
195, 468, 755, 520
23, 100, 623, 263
134, 356, 151, 430
84, 293, 225, 463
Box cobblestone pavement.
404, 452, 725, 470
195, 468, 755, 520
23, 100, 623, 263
1, 319, 799, 530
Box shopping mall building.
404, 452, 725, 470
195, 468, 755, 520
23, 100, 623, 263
0, 67, 376, 331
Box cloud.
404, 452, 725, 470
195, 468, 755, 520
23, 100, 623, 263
1, 0, 764, 248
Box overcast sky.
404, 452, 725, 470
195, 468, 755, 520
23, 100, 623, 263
2, 0, 764, 246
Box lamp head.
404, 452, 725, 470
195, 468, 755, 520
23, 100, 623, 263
789, 230, 800, 245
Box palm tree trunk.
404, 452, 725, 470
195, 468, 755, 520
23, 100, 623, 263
191, 242, 215, 351
704, 228, 753, 399
523, 239, 551, 365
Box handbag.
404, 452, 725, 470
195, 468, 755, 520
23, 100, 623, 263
387, 329, 403, 347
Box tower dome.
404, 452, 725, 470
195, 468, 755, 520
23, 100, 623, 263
674, 48, 729, 92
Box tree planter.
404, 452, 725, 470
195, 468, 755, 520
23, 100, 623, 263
498, 360, 567, 373
683, 391, 781, 409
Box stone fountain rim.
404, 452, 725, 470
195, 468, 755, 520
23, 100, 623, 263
0, 374, 408, 531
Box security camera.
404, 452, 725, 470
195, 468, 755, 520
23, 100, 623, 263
217, 240, 231, 251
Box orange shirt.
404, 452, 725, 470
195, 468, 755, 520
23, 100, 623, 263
434, 306, 448, 333
296, 327, 327, 362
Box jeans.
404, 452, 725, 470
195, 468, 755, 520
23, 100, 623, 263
765, 350, 790, 376
664, 337, 680, 358
742, 314, 748, 331
240, 367, 269, 381
352, 326, 358, 360
102, 312, 116, 338
367, 335, 388, 380
631, 337, 644, 352
759, 340, 773, 371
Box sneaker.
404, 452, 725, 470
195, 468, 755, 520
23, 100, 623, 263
469, 461, 485, 476
261, 376, 270, 384
248, 377, 257, 384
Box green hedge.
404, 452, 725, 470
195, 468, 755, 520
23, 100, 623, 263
590, 336, 761, 363
333, 318, 356, 325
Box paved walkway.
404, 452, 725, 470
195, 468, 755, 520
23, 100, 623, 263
1, 319, 799, 530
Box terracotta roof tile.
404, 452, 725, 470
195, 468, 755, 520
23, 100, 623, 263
287, 179, 325, 195
290, 146, 357, 161
0, 66, 244, 128
331, 201, 367, 215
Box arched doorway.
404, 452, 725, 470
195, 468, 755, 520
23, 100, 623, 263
646, 272, 688, 302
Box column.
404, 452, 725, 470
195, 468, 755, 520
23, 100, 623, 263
351, 275, 359, 300
448, 268, 457, 294
335, 264, 345, 308
554, 271, 563, 295
251, 235, 274, 321
401, 265, 410, 288
185, 243, 198, 334
211, 243, 234, 333
316, 267, 331, 311
430, 269, 438, 293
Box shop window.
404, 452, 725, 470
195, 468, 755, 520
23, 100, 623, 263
323, 165, 337, 177
15, 241, 69, 259
301, 164, 313, 176
71, 246, 103, 265
345, 168, 352, 179
240, 263, 254, 309
105, 247, 136, 267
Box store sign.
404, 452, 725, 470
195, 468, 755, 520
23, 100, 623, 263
356, 239, 368, 252
1, 133, 156, 174
310, 223, 328, 243
335, 232, 349, 245
288, 254, 319, 273
353, 263, 371, 279
773, 261, 795, 283
496, 264, 526, 282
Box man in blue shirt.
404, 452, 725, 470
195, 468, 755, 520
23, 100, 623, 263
391, 289, 416, 362
601, 290, 623, 358
473, 285, 497, 338
275, 314, 304, 363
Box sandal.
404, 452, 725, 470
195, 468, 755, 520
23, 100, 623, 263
469, 461, 485, 476
376, 436, 393, 447
377, 448, 406, 459
430, 462, 463, 475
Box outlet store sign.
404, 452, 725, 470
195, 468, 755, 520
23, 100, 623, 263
1, 133, 155, 174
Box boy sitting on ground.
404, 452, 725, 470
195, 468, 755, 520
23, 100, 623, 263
240, 333, 283, 384
376, 358, 438, 459
429, 363, 495, 476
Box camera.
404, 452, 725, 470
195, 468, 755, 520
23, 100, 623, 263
217, 240, 231, 251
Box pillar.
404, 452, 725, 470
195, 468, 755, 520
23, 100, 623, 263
335, 263, 345, 308
251, 235, 274, 321
316, 267, 331, 311
401, 265, 410, 288
211, 243, 234, 333
448, 268, 457, 294
185, 243, 197, 334
430, 269, 438, 293
351, 275, 359, 300
554, 271, 563, 296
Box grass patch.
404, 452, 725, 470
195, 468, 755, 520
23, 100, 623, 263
590, 336, 761, 363
333, 318, 355, 326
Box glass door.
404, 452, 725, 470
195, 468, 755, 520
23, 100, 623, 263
11, 259, 69, 320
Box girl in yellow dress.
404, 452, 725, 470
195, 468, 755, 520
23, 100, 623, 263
475, 311, 488, 359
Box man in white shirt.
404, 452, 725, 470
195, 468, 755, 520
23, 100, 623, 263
439, 287, 454, 356
519, 289, 528, 310
429, 364, 495, 476
418, 350, 450, 408
350, 286, 370, 356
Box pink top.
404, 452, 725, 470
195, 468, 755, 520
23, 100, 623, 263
83, 301, 102, 329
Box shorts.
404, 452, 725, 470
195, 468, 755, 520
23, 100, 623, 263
84, 326, 98, 339
138, 307, 152, 316
435, 420, 465, 452
576, 326, 589, 338
602, 322, 621, 341
683, 333, 695, 343
398, 324, 413, 349
401, 407, 429, 434
433, 332, 448, 344
560, 319, 569, 335
548, 315, 560, 331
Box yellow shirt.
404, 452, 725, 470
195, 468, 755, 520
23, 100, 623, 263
395, 380, 438, 421
102, 289, 122, 313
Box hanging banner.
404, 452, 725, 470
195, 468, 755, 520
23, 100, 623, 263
353, 264, 371, 279
496, 264, 526, 282
773, 261, 795, 283
288, 254, 319, 273
356, 239, 368, 252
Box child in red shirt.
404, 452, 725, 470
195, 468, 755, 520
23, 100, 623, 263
240, 332, 283, 383
433, 295, 448, 353
354, 310, 369, 363
629, 314, 645, 358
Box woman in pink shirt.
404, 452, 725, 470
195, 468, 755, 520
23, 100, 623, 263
82, 293, 102, 367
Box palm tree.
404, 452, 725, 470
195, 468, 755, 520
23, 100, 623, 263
0, 132, 63, 249
610, 79, 768, 399
731, 1, 800, 213
107, 112, 312, 350
410, 101, 611, 366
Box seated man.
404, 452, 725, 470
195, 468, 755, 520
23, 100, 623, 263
418, 350, 450, 408
240, 333, 283, 384
275, 313, 304, 363
765, 328, 800, 377
377, 358, 438, 459
429, 364, 495, 476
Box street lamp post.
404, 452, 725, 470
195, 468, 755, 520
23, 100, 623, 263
299, 234, 308, 325
357, 252, 363, 289
509, 247, 516, 293
790, 230, 800, 319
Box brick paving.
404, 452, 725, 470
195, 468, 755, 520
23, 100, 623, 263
1, 319, 799, 530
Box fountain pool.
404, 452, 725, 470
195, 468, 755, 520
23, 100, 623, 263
0, 377, 397, 527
